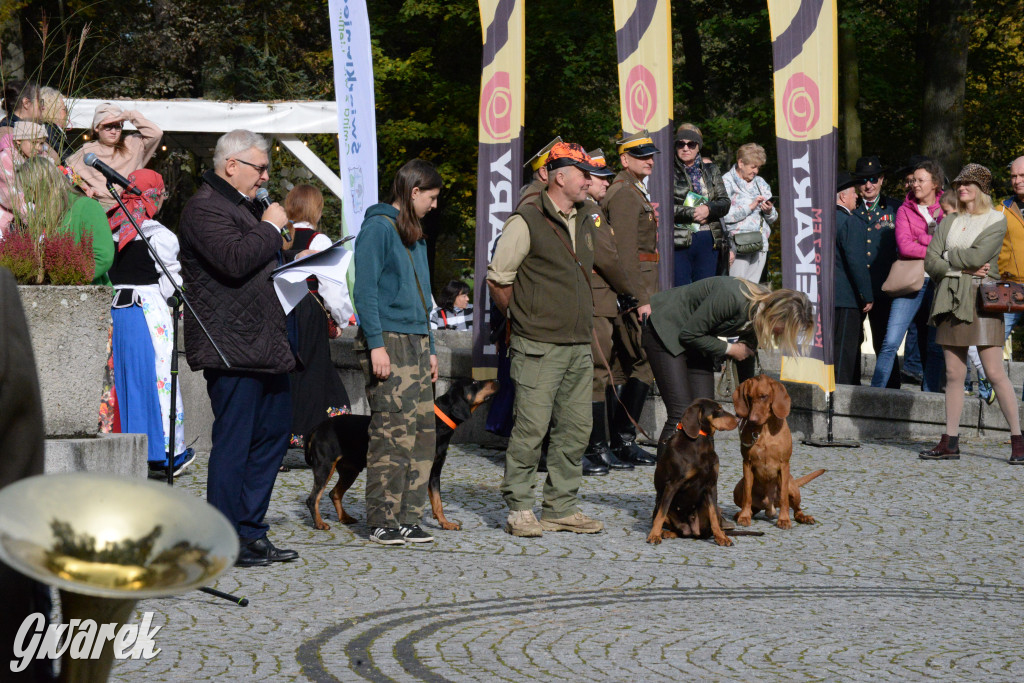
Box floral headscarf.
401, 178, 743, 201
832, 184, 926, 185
108, 169, 164, 251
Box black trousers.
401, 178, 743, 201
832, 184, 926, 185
834, 307, 865, 385
867, 293, 901, 389
643, 325, 716, 445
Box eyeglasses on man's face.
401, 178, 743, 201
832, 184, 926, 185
232, 158, 270, 175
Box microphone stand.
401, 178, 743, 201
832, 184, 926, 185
104, 181, 246, 607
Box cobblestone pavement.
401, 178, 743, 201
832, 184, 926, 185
108, 433, 1024, 682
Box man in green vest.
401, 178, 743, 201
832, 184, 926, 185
487, 142, 605, 537
600, 130, 659, 467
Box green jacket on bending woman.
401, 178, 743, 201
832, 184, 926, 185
649, 275, 759, 359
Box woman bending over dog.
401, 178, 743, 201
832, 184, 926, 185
643, 276, 814, 446
353, 159, 442, 546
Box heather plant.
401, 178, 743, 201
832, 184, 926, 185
43, 229, 94, 285
0, 229, 42, 283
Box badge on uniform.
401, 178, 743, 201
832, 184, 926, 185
591, 213, 601, 228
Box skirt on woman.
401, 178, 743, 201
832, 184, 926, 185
934, 281, 1005, 346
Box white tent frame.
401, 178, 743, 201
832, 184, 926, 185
68, 99, 344, 200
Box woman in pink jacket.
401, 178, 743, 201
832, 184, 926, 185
871, 159, 946, 390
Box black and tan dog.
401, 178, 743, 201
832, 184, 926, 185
304, 378, 498, 531
647, 399, 763, 546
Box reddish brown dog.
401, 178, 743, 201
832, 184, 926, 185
732, 375, 824, 529
648, 399, 740, 546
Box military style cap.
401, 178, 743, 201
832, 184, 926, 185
616, 130, 659, 158
524, 136, 563, 172
586, 148, 616, 178
546, 142, 601, 174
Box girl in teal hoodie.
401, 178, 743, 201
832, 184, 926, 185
353, 159, 441, 546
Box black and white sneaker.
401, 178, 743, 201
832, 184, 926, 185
173, 448, 197, 476
369, 527, 406, 545
399, 524, 434, 543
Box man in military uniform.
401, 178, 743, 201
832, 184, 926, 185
582, 148, 637, 474
852, 155, 902, 389
487, 142, 604, 538
834, 171, 873, 385
599, 131, 659, 467
519, 136, 562, 206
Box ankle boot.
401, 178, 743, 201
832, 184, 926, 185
610, 379, 657, 466
1010, 434, 1024, 464
919, 434, 960, 460
584, 401, 633, 471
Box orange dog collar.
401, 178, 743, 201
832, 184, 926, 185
434, 405, 457, 430
675, 422, 709, 437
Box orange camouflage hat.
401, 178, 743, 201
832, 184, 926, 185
546, 142, 601, 173
586, 148, 616, 178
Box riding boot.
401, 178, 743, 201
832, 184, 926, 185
610, 378, 657, 466
584, 401, 632, 471
919, 434, 960, 460
1010, 434, 1024, 464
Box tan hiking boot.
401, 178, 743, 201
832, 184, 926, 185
539, 511, 604, 534
505, 510, 543, 537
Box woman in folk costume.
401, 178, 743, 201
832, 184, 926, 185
107, 169, 193, 476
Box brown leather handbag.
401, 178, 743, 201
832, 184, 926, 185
978, 280, 1024, 313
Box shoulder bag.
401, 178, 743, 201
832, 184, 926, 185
732, 230, 764, 255
977, 210, 1024, 313
881, 258, 925, 297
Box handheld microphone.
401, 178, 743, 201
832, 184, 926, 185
83, 153, 142, 195
255, 188, 272, 211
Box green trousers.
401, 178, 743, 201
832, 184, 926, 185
501, 335, 592, 519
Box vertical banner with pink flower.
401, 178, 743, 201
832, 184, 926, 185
472, 0, 525, 378
612, 0, 674, 290
769, 0, 838, 392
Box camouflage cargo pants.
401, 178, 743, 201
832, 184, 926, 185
357, 330, 435, 529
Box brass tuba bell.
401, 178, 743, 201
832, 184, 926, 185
0, 472, 239, 682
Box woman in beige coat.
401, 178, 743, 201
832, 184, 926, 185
920, 164, 1022, 463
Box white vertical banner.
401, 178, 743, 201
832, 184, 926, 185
329, 0, 378, 237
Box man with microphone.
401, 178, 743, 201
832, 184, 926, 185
179, 129, 298, 568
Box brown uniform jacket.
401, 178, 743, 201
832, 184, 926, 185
601, 170, 659, 306
584, 197, 633, 317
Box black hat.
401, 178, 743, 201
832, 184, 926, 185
852, 156, 887, 179
895, 154, 931, 179
616, 130, 659, 158
837, 171, 858, 192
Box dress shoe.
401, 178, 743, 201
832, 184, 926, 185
582, 452, 609, 476
243, 536, 298, 562
235, 544, 273, 568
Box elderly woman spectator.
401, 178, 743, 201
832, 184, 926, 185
37, 86, 71, 162
919, 164, 1021, 463
67, 102, 162, 211
0, 122, 48, 234
672, 123, 730, 286
722, 143, 777, 282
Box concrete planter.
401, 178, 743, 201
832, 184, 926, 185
18, 285, 110, 437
